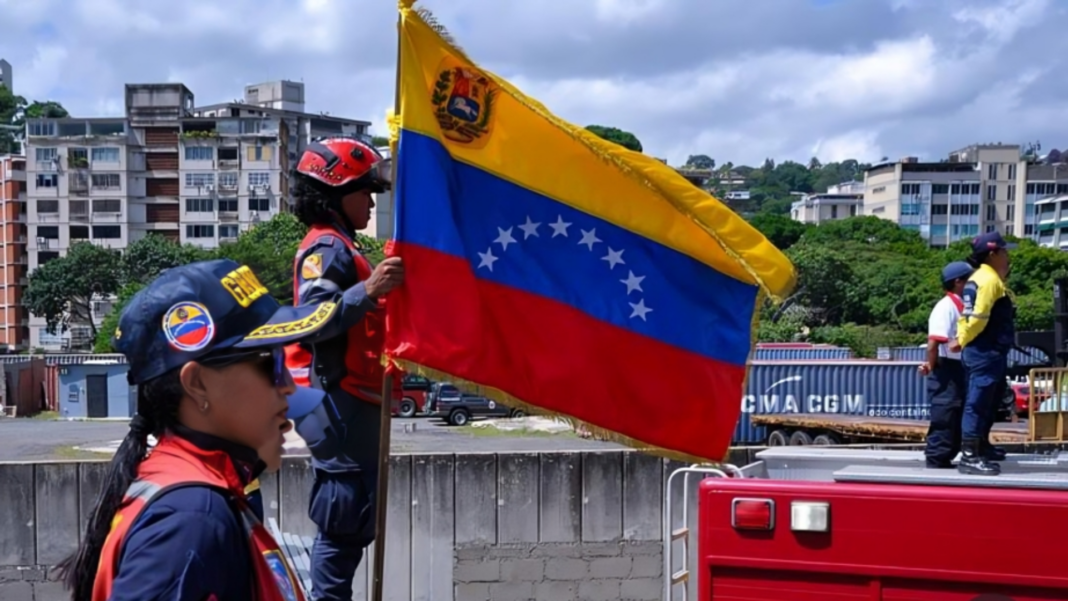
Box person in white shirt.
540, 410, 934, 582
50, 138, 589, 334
919, 261, 974, 468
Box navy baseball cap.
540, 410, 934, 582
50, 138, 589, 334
114, 258, 339, 387
971, 231, 1017, 254
941, 261, 974, 283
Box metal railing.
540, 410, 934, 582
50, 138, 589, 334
1028, 367, 1068, 442
663, 463, 739, 601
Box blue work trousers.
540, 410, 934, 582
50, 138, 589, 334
307, 389, 381, 601
961, 346, 1007, 442
924, 358, 967, 467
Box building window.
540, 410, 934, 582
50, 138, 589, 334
92, 225, 122, 239
70, 200, 88, 218
986, 224, 996, 233
38, 251, 60, 265
931, 204, 948, 215
35, 148, 57, 164
988, 163, 997, 179
901, 183, 921, 195
218, 147, 239, 161
932, 184, 949, 195
1008, 164, 1016, 180
218, 198, 238, 212
68, 148, 89, 168
92, 199, 121, 213
91, 147, 121, 163
219, 172, 238, 188
1007, 204, 1015, 221
1005, 224, 1014, 236
986, 184, 997, 201
871, 186, 886, 194
219, 224, 239, 239
37, 226, 59, 239
248, 172, 270, 187
986, 204, 997, 221
950, 204, 979, 216
91, 173, 121, 189
37, 200, 59, 214
28, 122, 56, 137
185, 173, 215, 188
1007, 185, 1016, 201
249, 197, 270, 212
70, 226, 89, 240
36, 174, 58, 188
184, 146, 213, 161
1025, 224, 1035, 236
247, 145, 273, 162
831, 205, 838, 219
186, 198, 214, 212
186, 224, 215, 238
850, 205, 857, 216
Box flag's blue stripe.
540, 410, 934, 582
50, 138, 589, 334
394, 129, 758, 366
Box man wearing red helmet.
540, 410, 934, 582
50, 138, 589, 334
284, 137, 405, 600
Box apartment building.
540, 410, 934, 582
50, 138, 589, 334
23, 81, 371, 351
861, 144, 1062, 247
790, 182, 863, 224
0, 156, 27, 351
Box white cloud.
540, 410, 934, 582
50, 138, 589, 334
0, 0, 1063, 169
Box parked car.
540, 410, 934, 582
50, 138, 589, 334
428, 382, 525, 426
398, 374, 433, 418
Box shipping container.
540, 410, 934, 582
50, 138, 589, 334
732, 360, 927, 445
886, 345, 1049, 368
752, 347, 854, 361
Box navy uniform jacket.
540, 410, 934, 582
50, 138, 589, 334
106, 425, 267, 601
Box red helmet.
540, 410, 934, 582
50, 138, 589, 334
295, 137, 391, 192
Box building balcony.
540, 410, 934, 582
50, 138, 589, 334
9, 170, 25, 181
218, 159, 240, 170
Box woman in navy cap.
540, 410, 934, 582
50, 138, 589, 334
58, 259, 350, 601
957, 231, 1017, 476
919, 260, 973, 468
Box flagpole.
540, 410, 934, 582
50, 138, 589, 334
370, 5, 404, 601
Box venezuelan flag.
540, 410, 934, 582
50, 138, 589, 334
385, 2, 796, 461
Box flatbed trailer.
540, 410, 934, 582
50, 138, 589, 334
664, 447, 1068, 600
750, 413, 1029, 445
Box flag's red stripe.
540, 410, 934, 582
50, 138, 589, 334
387, 241, 745, 459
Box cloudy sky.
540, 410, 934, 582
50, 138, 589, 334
0, 0, 1062, 167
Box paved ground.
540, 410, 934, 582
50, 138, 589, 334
0, 414, 624, 461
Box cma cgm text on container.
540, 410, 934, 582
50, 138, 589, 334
731, 361, 928, 445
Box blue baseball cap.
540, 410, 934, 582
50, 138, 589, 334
114, 259, 338, 416
941, 261, 974, 283
971, 231, 1017, 254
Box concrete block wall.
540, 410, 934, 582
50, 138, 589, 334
0, 448, 759, 600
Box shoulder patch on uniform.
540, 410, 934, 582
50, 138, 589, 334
301, 253, 324, 279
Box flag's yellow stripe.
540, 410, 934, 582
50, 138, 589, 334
397, 7, 796, 299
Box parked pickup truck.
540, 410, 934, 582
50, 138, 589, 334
665, 446, 1068, 600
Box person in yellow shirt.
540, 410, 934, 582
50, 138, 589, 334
956, 231, 1016, 476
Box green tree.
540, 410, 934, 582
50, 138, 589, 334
17, 100, 68, 128
121, 233, 213, 286
93, 282, 147, 353
214, 213, 308, 305
370, 135, 390, 147
23, 242, 122, 338
0, 84, 26, 154
684, 154, 715, 169
747, 213, 810, 251
584, 125, 643, 153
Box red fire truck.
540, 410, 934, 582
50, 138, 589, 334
665, 446, 1068, 600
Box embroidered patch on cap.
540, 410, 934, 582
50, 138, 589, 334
162, 301, 216, 352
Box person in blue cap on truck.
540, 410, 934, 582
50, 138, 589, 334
956, 231, 1017, 476
58, 258, 351, 601
919, 260, 973, 468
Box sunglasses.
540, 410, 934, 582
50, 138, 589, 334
198, 347, 288, 388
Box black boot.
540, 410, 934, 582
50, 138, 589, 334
958, 439, 1001, 476
982, 442, 1007, 461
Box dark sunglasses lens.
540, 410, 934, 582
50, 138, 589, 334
272, 348, 286, 387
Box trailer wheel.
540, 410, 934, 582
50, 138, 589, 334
789, 430, 813, 446
813, 433, 840, 446
767, 429, 789, 446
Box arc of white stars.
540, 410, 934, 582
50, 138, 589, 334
578, 228, 602, 251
